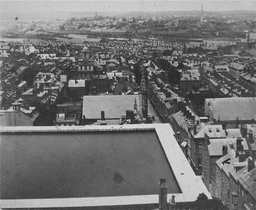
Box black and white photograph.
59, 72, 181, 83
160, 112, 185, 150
0, 0, 255, 209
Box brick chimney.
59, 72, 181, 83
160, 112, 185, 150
222, 145, 228, 156
159, 178, 168, 210
241, 124, 247, 137
101, 111, 105, 120
248, 130, 254, 144
100, 111, 107, 125
239, 149, 246, 162
12, 102, 21, 111
248, 156, 255, 172
236, 137, 243, 151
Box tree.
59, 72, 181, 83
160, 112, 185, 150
191, 193, 228, 210
133, 62, 142, 86
23, 67, 37, 87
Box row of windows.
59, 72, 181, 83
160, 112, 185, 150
78, 65, 94, 71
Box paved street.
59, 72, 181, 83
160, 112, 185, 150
148, 100, 163, 123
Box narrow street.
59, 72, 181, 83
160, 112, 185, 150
148, 99, 163, 123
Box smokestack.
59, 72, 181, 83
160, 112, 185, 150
201, 6, 204, 23
159, 178, 168, 210
245, 30, 250, 49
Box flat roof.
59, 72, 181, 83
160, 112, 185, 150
0, 124, 211, 208
82, 95, 140, 119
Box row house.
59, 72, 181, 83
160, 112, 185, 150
34, 72, 55, 88
169, 104, 200, 157
179, 70, 201, 93
202, 136, 249, 195
213, 148, 255, 210
240, 70, 256, 96
37, 53, 56, 60
71, 60, 95, 79
89, 75, 113, 94
229, 62, 245, 80
210, 123, 256, 210
148, 79, 180, 122
189, 122, 227, 174
55, 101, 82, 126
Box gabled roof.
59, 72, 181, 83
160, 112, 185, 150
238, 167, 256, 199
216, 150, 238, 177
205, 98, 256, 122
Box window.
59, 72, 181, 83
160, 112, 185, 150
232, 194, 237, 209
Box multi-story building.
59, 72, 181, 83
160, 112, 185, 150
202, 137, 248, 194
229, 62, 245, 80
0, 124, 211, 209
179, 70, 200, 93
148, 78, 180, 122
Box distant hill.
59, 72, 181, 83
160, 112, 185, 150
1, 11, 73, 21
1, 9, 255, 22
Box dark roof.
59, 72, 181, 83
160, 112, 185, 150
0, 129, 180, 199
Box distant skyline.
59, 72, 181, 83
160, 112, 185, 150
1, 0, 256, 14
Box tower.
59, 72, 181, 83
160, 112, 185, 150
200, 6, 204, 23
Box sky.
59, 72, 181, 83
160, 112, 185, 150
1, 0, 256, 14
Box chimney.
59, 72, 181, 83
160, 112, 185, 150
166, 90, 172, 98
236, 117, 240, 128
222, 123, 226, 130
239, 150, 246, 162
12, 102, 21, 111
248, 156, 255, 172
33, 88, 37, 96
250, 68, 254, 78
169, 195, 176, 209
176, 131, 180, 142
241, 88, 245, 96
248, 130, 254, 144
101, 111, 105, 120
194, 124, 197, 135
236, 137, 243, 151
159, 178, 168, 210
222, 145, 228, 156
100, 111, 107, 125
